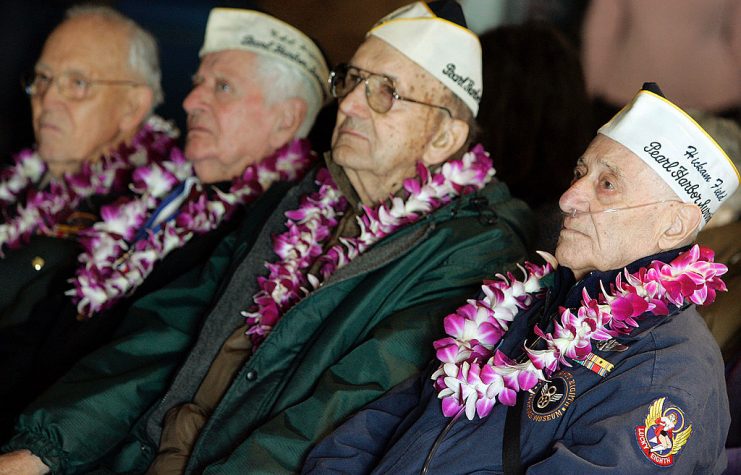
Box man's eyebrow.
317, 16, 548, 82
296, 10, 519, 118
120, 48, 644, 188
35, 64, 91, 77
384, 71, 399, 82
579, 155, 623, 178
351, 63, 398, 83
599, 159, 623, 178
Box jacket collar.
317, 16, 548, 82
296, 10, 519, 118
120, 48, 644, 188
562, 246, 692, 308
324, 178, 513, 287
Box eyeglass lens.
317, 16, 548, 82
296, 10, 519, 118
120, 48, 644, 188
331, 65, 395, 114
24, 72, 93, 100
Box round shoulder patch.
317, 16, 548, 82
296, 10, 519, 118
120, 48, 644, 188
527, 371, 576, 422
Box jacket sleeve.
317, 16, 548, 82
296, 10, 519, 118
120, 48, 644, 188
301, 373, 426, 474
1, 232, 240, 475
527, 383, 728, 474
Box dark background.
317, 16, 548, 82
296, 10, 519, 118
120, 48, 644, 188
0, 0, 586, 163
0, 0, 258, 162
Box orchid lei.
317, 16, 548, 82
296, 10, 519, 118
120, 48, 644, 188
0, 150, 45, 207
432, 244, 728, 421
242, 144, 495, 350
69, 139, 316, 318
0, 116, 177, 257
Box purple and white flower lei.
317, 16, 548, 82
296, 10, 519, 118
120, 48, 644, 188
0, 115, 178, 257
433, 245, 728, 421
242, 144, 495, 350
69, 138, 316, 318
0, 150, 45, 207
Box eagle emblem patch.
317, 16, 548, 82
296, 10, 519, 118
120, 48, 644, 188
635, 397, 692, 467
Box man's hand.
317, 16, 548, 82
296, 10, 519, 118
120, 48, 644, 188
0, 450, 50, 475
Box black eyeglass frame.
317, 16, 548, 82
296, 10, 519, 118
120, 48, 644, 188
329, 63, 453, 118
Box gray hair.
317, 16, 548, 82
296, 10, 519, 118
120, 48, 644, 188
66, 5, 164, 108
252, 54, 322, 138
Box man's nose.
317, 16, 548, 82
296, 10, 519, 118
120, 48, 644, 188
337, 80, 370, 118
558, 178, 590, 215
183, 83, 206, 113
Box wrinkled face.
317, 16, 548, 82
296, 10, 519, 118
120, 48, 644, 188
183, 50, 277, 183
556, 134, 676, 278
331, 36, 448, 198
32, 16, 136, 175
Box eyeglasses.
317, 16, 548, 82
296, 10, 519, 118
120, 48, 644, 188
329, 63, 452, 117
22, 71, 144, 101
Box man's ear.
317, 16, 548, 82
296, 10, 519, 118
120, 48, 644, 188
268, 98, 308, 150
422, 117, 469, 167
658, 203, 702, 250
119, 86, 154, 134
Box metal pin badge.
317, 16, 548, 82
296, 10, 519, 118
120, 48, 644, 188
31, 256, 45, 271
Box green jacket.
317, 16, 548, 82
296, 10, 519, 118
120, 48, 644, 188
6, 171, 534, 474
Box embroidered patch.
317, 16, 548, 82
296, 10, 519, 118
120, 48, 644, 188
635, 397, 692, 467
527, 371, 575, 422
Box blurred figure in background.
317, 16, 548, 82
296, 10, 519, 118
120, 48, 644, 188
477, 22, 592, 252
0, 5, 171, 440
693, 112, 741, 359
582, 0, 741, 129
691, 111, 741, 473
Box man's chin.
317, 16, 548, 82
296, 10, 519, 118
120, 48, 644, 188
555, 241, 596, 275
554, 249, 576, 274
192, 160, 230, 184
184, 143, 213, 164
332, 144, 352, 166
40, 154, 87, 176
554, 237, 580, 265
330, 142, 362, 168
38, 143, 69, 163
37, 134, 64, 153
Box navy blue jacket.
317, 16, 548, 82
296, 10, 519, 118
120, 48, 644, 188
304, 249, 730, 474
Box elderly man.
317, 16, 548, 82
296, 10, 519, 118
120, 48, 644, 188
0, 6, 325, 449
0, 5, 163, 316
0, 5, 170, 440
0, 1, 532, 473
305, 83, 739, 474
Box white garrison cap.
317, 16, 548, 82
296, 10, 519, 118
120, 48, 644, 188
368, 1, 482, 116
599, 84, 740, 228
199, 8, 329, 106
